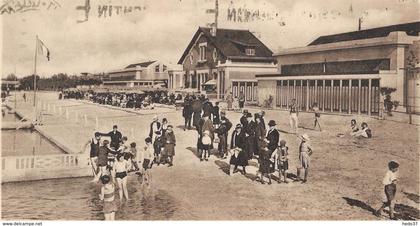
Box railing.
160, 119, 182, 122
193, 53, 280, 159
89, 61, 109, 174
2, 153, 89, 171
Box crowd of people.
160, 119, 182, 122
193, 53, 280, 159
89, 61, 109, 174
82, 91, 381, 220
63, 89, 183, 110
84, 121, 177, 220
181, 95, 318, 185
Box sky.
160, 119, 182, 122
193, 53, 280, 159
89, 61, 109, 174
1, 0, 419, 78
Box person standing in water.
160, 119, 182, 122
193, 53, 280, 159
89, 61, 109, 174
99, 175, 117, 221
113, 154, 129, 201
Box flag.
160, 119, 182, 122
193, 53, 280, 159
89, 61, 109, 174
37, 38, 50, 61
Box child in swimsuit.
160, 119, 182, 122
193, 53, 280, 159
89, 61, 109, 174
113, 154, 129, 201
99, 175, 117, 220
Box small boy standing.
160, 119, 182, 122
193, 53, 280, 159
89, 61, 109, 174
312, 103, 321, 131
375, 160, 399, 220
271, 140, 289, 183
163, 125, 176, 167
129, 142, 140, 171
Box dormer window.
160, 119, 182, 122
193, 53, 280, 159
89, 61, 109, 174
199, 42, 207, 62
245, 48, 255, 56
155, 65, 160, 72
163, 65, 167, 71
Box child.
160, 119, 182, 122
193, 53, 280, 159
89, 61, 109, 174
350, 119, 359, 136
153, 131, 163, 165
99, 175, 117, 220
256, 146, 273, 185
229, 147, 248, 175
375, 161, 399, 220
140, 137, 154, 185
271, 140, 289, 183
129, 142, 139, 171
163, 125, 176, 167
113, 154, 129, 201
201, 130, 212, 161
353, 122, 372, 138
312, 103, 322, 131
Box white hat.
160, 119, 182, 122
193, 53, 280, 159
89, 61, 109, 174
300, 134, 310, 141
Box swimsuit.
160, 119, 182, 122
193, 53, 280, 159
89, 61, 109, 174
115, 171, 127, 179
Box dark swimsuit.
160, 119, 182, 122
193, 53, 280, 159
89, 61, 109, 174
115, 172, 127, 179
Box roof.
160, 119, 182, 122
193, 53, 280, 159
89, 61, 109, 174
309, 21, 420, 46
178, 27, 275, 64
125, 61, 157, 69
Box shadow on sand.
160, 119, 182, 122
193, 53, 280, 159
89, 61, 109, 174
403, 192, 420, 204
342, 197, 420, 220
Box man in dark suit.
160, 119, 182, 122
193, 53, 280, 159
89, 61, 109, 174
183, 97, 193, 130
266, 120, 280, 155
99, 125, 123, 150
244, 112, 258, 159
240, 109, 249, 128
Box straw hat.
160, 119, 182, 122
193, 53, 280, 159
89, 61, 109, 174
300, 134, 310, 141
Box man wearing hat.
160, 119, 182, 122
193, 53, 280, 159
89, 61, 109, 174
240, 109, 249, 128
216, 111, 232, 158
244, 112, 258, 160
266, 120, 280, 155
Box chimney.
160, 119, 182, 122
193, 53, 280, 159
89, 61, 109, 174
211, 0, 218, 37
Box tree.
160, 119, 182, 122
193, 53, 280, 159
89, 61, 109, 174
5, 73, 17, 81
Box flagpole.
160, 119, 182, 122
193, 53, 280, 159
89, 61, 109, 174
33, 35, 38, 107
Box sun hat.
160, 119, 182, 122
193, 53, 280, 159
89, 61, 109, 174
300, 134, 310, 141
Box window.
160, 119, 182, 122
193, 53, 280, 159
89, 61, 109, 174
155, 65, 160, 72
163, 65, 167, 71
199, 43, 207, 61
189, 54, 193, 64
213, 49, 218, 62
245, 48, 255, 56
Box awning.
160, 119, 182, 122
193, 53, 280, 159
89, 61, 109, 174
201, 79, 217, 86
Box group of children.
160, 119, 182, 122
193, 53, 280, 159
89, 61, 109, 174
85, 121, 177, 220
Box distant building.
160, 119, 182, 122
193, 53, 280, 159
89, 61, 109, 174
257, 21, 420, 114
103, 60, 169, 88
178, 27, 277, 101
1, 80, 20, 90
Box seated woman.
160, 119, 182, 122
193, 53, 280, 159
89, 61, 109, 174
353, 122, 372, 138
349, 119, 360, 136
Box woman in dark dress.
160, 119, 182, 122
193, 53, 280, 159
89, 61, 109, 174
255, 114, 266, 155
229, 147, 248, 175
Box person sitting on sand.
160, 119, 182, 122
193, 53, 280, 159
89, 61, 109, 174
99, 175, 117, 221
353, 122, 372, 138
350, 119, 359, 136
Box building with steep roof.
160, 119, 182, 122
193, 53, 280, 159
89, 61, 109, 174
178, 27, 277, 101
